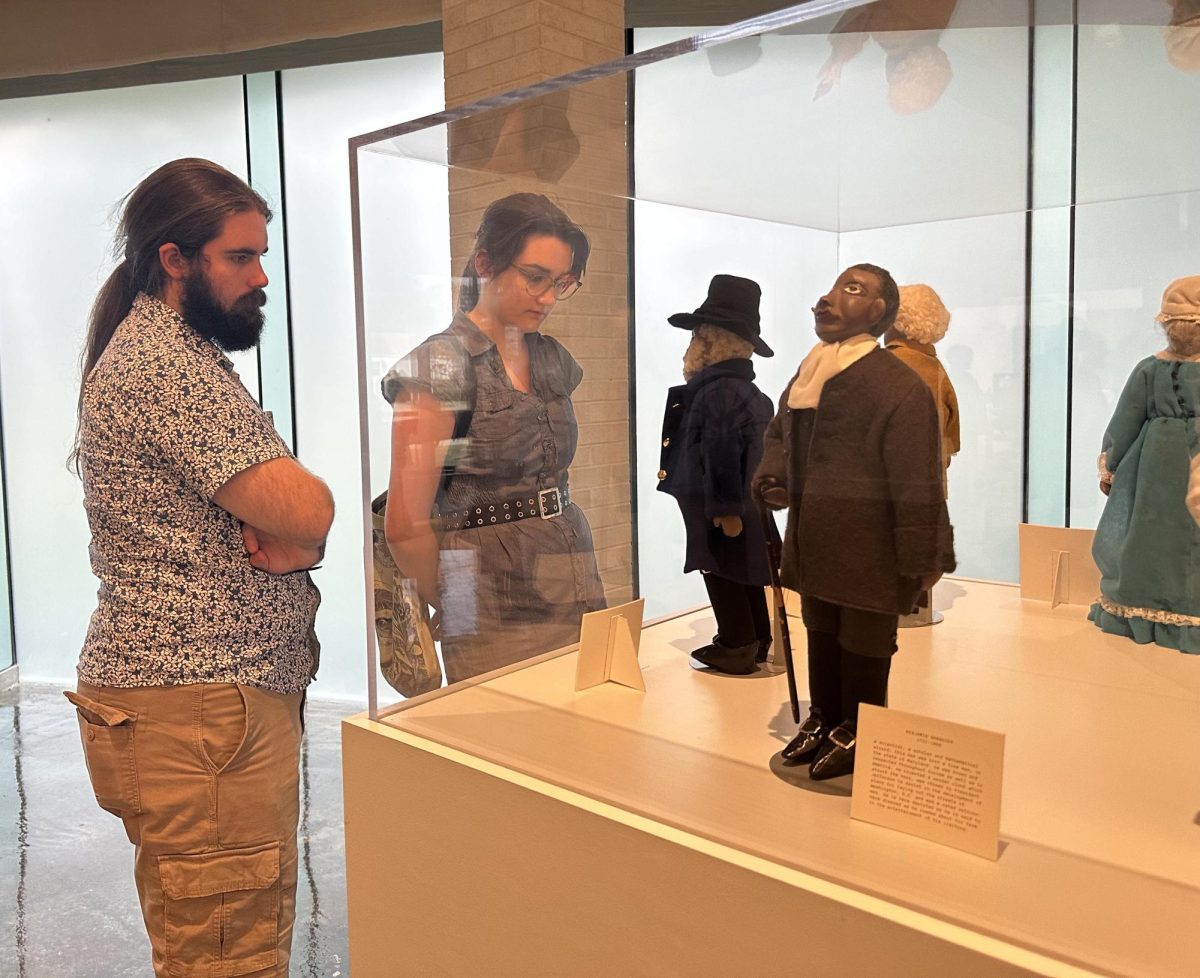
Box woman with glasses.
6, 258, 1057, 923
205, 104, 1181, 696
381, 193, 606, 682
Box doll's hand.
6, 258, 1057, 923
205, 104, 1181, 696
917, 572, 942, 592
761, 486, 789, 509
713, 515, 744, 537
754, 476, 789, 510
814, 58, 843, 100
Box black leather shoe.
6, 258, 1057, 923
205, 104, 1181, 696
692, 640, 758, 675
809, 722, 856, 780
781, 711, 830, 765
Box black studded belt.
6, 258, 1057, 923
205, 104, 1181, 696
439, 486, 570, 531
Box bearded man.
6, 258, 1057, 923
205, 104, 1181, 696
64, 158, 333, 977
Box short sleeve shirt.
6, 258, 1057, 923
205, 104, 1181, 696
380, 312, 585, 507
76, 293, 320, 693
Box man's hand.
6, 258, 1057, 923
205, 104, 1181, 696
713, 515, 744, 537
243, 523, 323, 574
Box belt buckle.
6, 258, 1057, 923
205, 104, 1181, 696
537, 487, 562, 519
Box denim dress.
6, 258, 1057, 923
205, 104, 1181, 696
1090, 353, 1200, 653
383, 313, 607, 681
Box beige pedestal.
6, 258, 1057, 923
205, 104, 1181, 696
343, 580, 1200, 977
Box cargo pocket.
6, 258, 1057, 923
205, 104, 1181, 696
63, 690, 141, 820
158, 842, 280, 977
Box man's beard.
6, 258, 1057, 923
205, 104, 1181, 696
182, 268, 267, 352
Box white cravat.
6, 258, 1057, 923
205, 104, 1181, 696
787, 334, 878, 409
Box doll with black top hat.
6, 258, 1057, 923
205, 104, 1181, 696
753, 264, 955, 780
1090, 275, 1200, 653
657, 275, 780, 676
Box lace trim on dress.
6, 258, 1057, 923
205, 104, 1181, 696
1097, 595, 1200, 628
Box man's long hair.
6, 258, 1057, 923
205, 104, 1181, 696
71, 159, 270, 472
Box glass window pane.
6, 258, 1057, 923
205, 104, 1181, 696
279, 54, 444, 701
0, 78, 248, 681
1071, 18, 1200, 527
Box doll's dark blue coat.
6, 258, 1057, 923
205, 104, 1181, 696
656, 358, 779, 586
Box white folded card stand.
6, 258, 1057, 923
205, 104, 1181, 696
575, 598, 646, 692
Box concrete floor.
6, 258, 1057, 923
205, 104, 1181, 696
0, 682, 355, 978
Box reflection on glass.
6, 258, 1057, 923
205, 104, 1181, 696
449, 93, 580, 183
816, 0, 958, 114
1164, 0, 1200, 72
380, 194, 607, 684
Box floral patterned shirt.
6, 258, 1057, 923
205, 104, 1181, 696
76, 293, 320, 693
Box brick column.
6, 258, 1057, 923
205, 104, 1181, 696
442, 0, 634, 605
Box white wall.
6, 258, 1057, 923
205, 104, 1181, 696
633, 18, 1030, 591
0, 78, 249, 682
633, 202, 837, 619
633, 17, 1027, 234
840, 214, 1028, 582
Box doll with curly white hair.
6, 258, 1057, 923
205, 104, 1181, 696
884, 284, 960, 494
1090, 275, 1200, 653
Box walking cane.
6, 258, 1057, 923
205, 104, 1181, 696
760, 504, 800, 724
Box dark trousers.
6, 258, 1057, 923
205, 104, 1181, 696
702, 572, 771, 651
801, 596, 897, 728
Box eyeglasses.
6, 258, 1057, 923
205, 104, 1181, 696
514, 264, 582, 300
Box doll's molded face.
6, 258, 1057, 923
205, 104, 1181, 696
813, 267, 886, 343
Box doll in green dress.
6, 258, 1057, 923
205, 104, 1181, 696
1090, 275, 1200, 653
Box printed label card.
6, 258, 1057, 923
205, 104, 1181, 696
851, 705, 1005, 860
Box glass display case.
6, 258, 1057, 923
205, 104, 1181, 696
345, 2, 1200, 974
352, 0, 1200, 712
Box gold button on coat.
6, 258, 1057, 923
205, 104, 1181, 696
657, 469, 667, 480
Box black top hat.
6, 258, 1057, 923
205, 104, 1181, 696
668, 274, 773, 357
